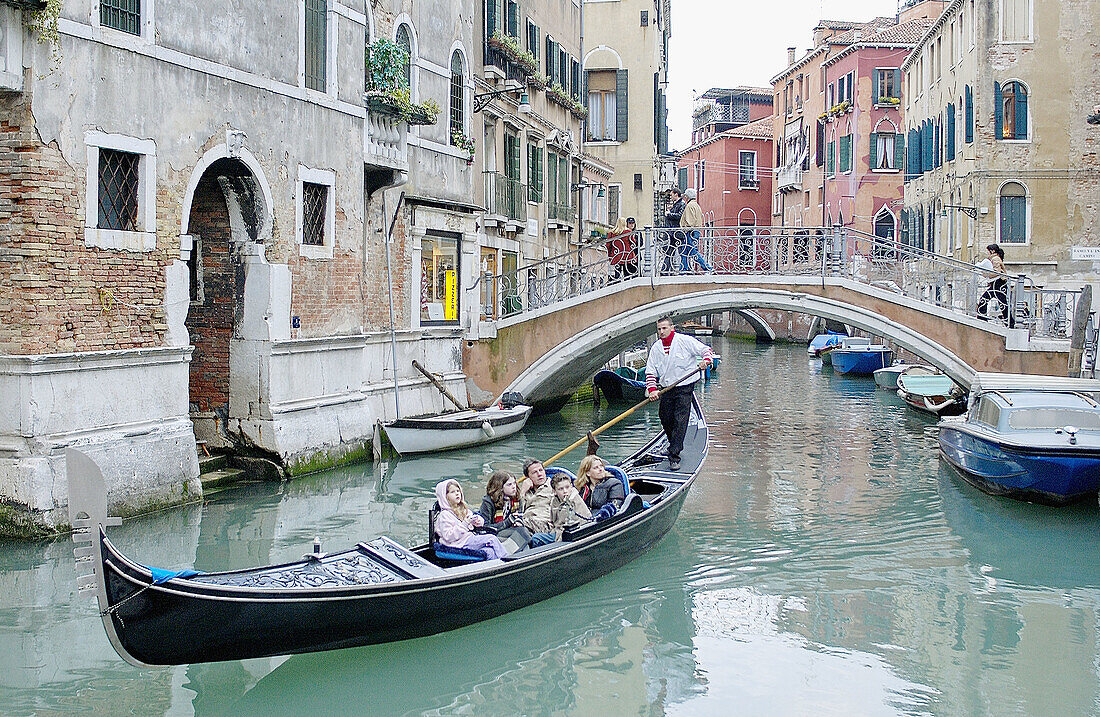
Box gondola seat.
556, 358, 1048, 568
428, 504, 487, 563
606, 465, 649, 514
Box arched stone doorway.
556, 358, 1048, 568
182, 155, 271, 447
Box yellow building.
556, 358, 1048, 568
581, 0, 672, 228
901, 0, 1100, 288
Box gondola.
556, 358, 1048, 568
67, 395, 708, 667
592, 366, 648, 405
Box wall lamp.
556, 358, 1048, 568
943, 204, 979, 219
571, 182, 605, 198
473, 87, 530, 114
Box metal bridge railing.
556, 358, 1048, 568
487, 224, 1080, 340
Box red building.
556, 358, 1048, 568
678, 88, 774, 230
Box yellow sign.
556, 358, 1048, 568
444, 270, 457, 321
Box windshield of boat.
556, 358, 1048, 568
1007, 408, 1100, 431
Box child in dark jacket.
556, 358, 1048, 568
549, 472, 592, 538
478, 469, 522, 526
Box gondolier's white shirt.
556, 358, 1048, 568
645, 333, 714, 391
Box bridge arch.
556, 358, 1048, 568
502, 288, 976, 407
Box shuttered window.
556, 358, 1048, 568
946, 103, 956, 160
527, 142, 543, 203
964, 85, 974, 143
615, 69, 629, 142
545, 37, 557, 83
869, 132, 898, 171
485, 0, 500, 39
999, 182, 1027, 244
839, 134, 852, 173
995, 81, 1028, 140
304, 0, 328, 92
526, 19, 539, 61
826, 140, 835, 177
506, 0, 519, 38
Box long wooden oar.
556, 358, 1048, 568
412, 360, 467, 411
542, 366, 704, 468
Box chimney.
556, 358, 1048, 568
787, 47, 796, 65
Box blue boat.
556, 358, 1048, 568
830, 344, 893, 375
938, 372, 1100, 505
593, 366, 647, 405
807, 332, 844, 356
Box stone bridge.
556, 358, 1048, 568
464, 273, 1073, 410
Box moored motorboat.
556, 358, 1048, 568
818, 335, 868, 365
384, 401, 532, 454
938, 372, 1100, 504
831, 344, 893, 375
807, 331, 845, 356
593, 366, 647, 405
896, 367, 967, 416
67, 395, 709, 666
873, 361, 915, 390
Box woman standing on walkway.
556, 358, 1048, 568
977, 243, 1009, 323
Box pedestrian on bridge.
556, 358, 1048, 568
662, 188, 686, 275
679, 189, 713, 273
977, 243, 1009, 324
645, 316, 713, 471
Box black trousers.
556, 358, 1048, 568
658, 384, 695, 459
978, 278, 1009, 321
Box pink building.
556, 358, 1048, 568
678, 117, 775, 229
820, 19, 932, 241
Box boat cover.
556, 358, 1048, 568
972, 373, 1100, 395
898, 374, 956, 396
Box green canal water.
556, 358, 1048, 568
3, 339, 1100, 716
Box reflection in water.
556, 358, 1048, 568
1, 340, 1099, 715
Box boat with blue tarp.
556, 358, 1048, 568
807, 331, 845, 356
895, 366, 967, 416
830, 343, 894, 376
938, 372, 1100, 505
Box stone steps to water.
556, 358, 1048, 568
198, 453, 229, 474
200, 467, 248, 493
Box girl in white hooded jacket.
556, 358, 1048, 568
434, 479, 508, 559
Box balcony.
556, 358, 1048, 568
484, 171, 527, 225
691, 101, 750, 131
483, 43, 530, 86
547, 198, 573, 228
776, 164, 802, 192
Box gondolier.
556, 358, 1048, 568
646, 316, 713, 471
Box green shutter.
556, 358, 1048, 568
827, 141, 835, 176
868, 132, 878, 169
993, 81, 1003, 139
872, 71, 880, 102
894, 131, 904, 170
506, 0, 518, 38
839, 135, 851, 173
615, 69, 629, 142
1015, 84, 1028, 140
965, 85, 974, 143
486, 0, 498, 38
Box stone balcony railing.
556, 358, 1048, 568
364, 110, 409, 175
776, 164, 802, 192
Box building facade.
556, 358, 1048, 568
581, 0, 671, 229
771, 2, 945, 229
678, 88, 773, 230
0, 0, 481, 534
820, 19, 931, 238
901, 0, 1100, 289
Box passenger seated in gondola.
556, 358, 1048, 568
479, 469, 522, 526
478, 470, 532, 549
550, 472, 592, 538
434, 479, 508, 560
518, 458, 558, 547
578, 455, 625, 521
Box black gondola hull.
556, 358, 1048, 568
100, 484, 689, 665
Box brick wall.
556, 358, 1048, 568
0, 89, 169, 356
185, 174, 238, 413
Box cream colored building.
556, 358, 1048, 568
581, 0, 671, 228
901, 0, 1100, 287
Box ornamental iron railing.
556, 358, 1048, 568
483, 224, 1080, 341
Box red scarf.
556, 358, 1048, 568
661, 330, 675, 352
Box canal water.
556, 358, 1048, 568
3, 338, 1100, 716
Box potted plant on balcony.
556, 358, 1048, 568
452, 131, 476, 164
570, 99, 587, 120
877, 96, 901, 107
365, 39, 440, 125
547, 83, 571, 109
528, 73, 549, 91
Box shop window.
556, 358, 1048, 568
421, 232, 461, 324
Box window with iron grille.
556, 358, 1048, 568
97, 148, 139, 231
396, 25, 412, 90
449, 52, 465, 142
302, 182, 327, 246
100, 0, 141, 36
304, 0, 328, 92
